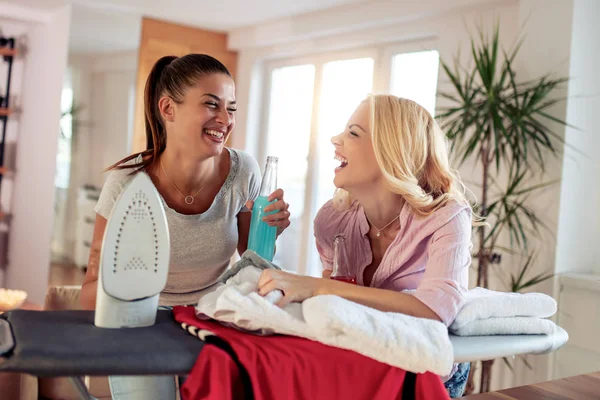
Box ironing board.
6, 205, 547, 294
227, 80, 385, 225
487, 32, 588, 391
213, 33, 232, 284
450, 326, 568, 363
0, 308, 568, 400
0, 309, 202, 377
0, 309, 203, 400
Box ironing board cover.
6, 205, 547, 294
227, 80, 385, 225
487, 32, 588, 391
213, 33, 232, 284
0, 309, 203, 377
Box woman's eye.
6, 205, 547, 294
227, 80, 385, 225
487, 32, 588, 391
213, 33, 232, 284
349, 130, 359, 137
206, 102, 218, 108
228, 108, 237, 113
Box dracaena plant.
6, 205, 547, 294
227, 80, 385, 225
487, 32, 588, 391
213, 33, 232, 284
436, 23, 571, 394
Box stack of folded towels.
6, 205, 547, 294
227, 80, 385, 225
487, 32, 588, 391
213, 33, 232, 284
449, 287, 558, 336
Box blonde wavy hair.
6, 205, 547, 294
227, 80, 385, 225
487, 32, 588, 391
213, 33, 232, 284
333, 94, 470, 217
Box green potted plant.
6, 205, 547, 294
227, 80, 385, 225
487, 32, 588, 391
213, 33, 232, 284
437, 24, 571, 394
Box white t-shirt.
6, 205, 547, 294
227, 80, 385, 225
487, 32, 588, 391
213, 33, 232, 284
94, 148, 261, 306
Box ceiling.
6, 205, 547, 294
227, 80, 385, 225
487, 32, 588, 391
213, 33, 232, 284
72, 0, 369, 31
1, 0, 370, 53
69, 4, 142, 54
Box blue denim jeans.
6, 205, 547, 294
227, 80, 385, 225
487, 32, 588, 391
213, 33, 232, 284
444, 362, 470, 398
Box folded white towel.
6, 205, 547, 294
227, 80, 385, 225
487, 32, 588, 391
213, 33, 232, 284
196, 252, 454, 376
451, 316, 558, 336
450, 287, 557, 331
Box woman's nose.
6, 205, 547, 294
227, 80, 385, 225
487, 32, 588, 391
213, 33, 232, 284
215, 108, 232, 126
331, 133, 342, 147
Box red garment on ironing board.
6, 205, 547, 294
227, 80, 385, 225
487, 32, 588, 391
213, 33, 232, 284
173, 305, 450, 400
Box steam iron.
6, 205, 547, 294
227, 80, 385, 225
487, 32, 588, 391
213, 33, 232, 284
95, 172, 170, 328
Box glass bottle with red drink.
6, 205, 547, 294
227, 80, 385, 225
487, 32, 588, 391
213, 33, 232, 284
330, 233, 357, 284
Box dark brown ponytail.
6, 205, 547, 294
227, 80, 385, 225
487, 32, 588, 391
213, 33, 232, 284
107, 53, 231, 173
145, 55, 177, 163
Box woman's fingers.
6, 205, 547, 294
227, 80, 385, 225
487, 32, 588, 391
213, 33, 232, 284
267, 188, 284, 202
258, 269, 274, 288
264, 199, 287, 215
258, 279, 280, 296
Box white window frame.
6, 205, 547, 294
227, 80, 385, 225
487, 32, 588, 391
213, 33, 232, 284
259, 40, 441, 275
382, 39, 441, 111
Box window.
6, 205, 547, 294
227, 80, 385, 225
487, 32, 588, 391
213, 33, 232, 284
390, 50, 440, 116
262, 47, 439, 276
262, 64, 315, 273
316, 58, 374, 211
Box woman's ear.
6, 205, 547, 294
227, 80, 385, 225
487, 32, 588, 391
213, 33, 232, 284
158, 95, 175, 122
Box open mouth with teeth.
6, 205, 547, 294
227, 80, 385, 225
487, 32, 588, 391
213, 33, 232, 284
204, 128, 226, 142
334, 154, 348, 172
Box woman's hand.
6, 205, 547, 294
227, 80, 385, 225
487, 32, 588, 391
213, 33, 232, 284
257, 269, 327, 307
259, 268, 443, 323
246, 188, 291, 237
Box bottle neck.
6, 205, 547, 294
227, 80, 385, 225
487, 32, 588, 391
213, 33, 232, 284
259, 160, 278, 197
332, 236, 346, 275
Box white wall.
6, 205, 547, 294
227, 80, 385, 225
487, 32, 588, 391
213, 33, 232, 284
548, 0, 600, 384
555, 0, 600, 277
0, 4, 72, 304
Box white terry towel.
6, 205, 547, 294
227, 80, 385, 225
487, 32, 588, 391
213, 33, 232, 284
450, 287, 557, 329
197, 265, 310, 338
449, 287, 559, 336
196, 251, 454, 376
451, 316, 558, 336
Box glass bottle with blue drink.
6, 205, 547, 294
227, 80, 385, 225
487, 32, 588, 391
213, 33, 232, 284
248, 156, 278, 261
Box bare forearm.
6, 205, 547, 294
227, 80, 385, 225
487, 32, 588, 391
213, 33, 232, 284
317, 280, 441, 322
80, 281, 97, 310
237, 212, 251, 256
80, 244, 100, 310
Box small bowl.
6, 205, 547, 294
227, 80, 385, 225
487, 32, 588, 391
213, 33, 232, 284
0, 288, 28, 312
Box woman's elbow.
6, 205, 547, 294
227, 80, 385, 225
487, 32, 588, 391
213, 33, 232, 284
412, 286, 461, 326
417, 302, 444, 323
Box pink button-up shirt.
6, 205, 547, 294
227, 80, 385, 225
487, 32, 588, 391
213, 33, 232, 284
314, 199, 472, 326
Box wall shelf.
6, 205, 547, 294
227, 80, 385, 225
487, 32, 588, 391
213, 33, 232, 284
0, 36, 16, 236
0, 35, 16, 271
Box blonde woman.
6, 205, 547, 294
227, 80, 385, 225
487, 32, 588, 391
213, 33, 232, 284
257, 95, 473, 398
